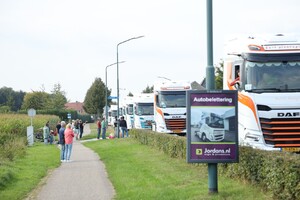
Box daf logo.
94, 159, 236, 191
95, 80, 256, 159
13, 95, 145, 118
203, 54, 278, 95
172, 116, 182, 119
278, 112, 300, 117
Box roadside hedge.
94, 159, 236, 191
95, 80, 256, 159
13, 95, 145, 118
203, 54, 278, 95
130, 129, 186, 159
130, 129, 300, 200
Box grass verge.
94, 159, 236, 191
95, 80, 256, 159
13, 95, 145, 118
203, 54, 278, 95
84, 138, 272, 200
0, 143, 60, 200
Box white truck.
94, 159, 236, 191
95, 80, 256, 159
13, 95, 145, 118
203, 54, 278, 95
108, 105, 118, 126
223, 33, 300, 152
120, 96, 134, 130
153, 80, 191, 134
195, 112, 225, 142
132, 93, 154, 129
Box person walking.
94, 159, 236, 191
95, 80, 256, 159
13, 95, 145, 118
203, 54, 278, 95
79, 120, 84, 139
74, 119, 80, 140
119, 116, 128, 138
43, 121, 50, 144
97, 118, 101, 139
64, 123, 75, 162
101, 117, 107, 139
55, 120, 61, 139
58, 121, 66, 162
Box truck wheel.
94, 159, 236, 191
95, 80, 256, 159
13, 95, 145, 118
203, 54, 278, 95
201, 133, 207, 142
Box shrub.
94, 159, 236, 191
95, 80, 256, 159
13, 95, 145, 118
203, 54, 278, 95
130, 129, 186, 159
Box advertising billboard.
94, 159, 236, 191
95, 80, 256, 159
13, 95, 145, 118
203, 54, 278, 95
186, 90, 238, 163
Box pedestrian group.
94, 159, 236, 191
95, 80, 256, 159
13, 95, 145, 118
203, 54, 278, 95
55, 119, 85, 162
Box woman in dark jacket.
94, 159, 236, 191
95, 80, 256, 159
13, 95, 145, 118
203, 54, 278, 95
59, 121, 66, 162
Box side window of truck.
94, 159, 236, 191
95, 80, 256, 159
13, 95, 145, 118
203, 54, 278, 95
234, 65, 240, 79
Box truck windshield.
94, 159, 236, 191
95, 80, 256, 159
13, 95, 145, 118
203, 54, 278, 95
245, 61, 300, 91
111, 110, 117, 117
205, 114, 224, 128
126, 104, 133, 115
157, 91, 186, 108
135, 103, 154, 116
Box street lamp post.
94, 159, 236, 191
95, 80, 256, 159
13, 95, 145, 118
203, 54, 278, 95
116, 35, 144, 138
105, 61, 125, 124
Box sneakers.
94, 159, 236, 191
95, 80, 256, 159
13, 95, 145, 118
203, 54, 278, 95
61, 159, 73, 162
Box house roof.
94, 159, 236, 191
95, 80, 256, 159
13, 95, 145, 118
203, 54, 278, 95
65, 101, 86, 114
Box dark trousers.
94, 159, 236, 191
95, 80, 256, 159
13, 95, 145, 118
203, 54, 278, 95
97, 128, 101, 139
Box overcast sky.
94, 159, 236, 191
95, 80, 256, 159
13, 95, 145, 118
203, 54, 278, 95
1, 0, 299, 102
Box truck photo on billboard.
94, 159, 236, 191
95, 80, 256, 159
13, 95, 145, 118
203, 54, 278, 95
186, 90, 238, 163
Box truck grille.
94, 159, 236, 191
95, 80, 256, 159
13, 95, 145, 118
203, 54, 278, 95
165, 118, 186, 132
141, 120, 153, 129
213, 130, 225, 141
260, 118, 300, 147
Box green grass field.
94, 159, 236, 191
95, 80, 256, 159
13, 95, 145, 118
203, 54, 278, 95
84, 138, 272, 200
0, 143, 60, 200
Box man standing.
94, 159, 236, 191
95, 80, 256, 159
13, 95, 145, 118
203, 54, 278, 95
97, 118, 101, 139
119, 116, 128, 138
59, 121, 66, 162
79, 120, 84, 139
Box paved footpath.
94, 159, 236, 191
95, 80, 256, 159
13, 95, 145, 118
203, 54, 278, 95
27, 124, 115, 200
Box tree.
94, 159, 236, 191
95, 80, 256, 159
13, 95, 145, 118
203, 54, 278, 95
83, 78, 110, 115
47, 83, 68, 110
142, 85, 153, 93
215, 60, 224, 89
22, 91, 50, 110
0, 87, 25, 111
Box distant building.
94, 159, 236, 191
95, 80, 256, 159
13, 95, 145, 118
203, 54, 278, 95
65, 101, 86, 114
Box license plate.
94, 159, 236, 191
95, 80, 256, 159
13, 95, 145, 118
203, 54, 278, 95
282, 147, 300, 153
173, 129, 182, 133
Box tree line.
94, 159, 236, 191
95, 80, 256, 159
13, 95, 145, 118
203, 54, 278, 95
0, 79, 112, 117
0, 61, 223, 115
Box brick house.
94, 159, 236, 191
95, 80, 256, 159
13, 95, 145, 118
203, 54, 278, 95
65, 101, 86, 114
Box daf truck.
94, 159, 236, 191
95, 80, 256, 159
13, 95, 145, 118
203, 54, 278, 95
120, 96, 134, 130
108, 105, 118, 126
153, 80, 191, 134
132, 93, 154, 129
223, 33, 300, 152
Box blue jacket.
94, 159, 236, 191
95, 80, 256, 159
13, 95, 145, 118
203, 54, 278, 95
59, 127, 65, 144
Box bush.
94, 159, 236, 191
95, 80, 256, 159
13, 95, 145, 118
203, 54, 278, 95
0, 167, 13, 190
0, 135, 27, 162
130, 129, 186, 159
131, 129, 300, 200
